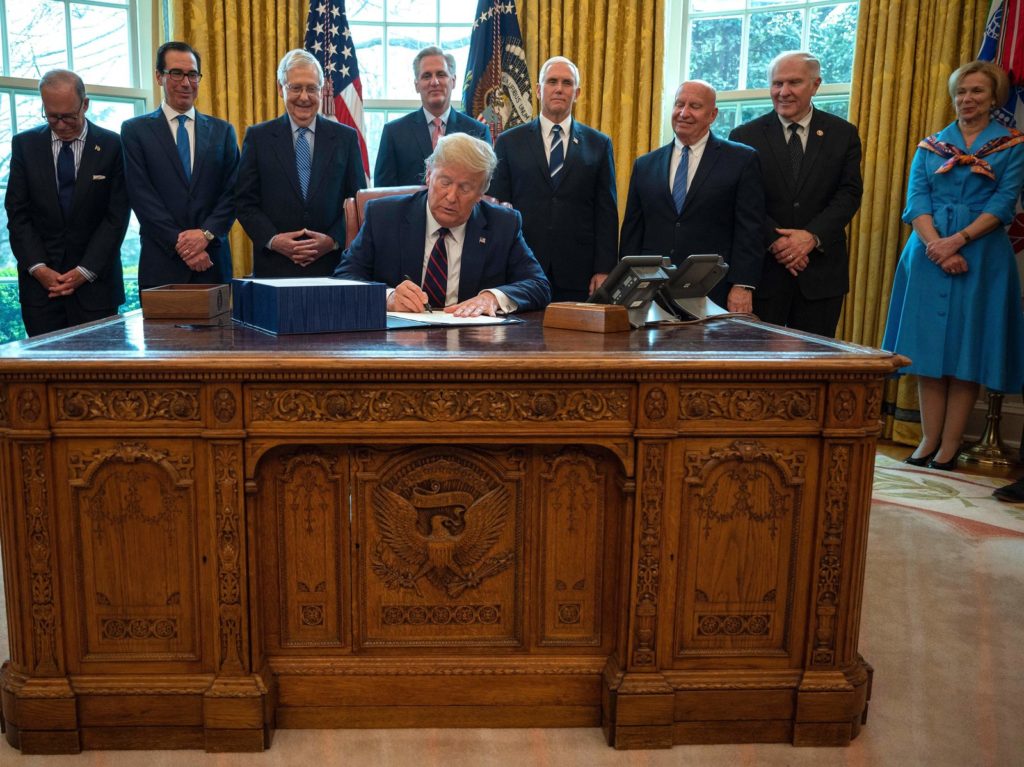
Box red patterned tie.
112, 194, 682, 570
422, 227, 449, 308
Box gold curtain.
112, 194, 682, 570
520, 0, 665, 219
841, 0, 989, 444
168, 0, 306, 276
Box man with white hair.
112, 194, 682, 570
488, 56, 618, 302
236, 48, 366, 277
729, 51, 862, 337
336, 133, 550, 316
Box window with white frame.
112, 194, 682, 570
347, 0, 477, 178
0, 0, 153, 335
665, 0, 858, 139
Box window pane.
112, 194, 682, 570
688, 17, 742, 91
0, 94, 12, 186
7, 2, 68, 79
354, 24, 385, 99
740, 101, 771, 124
389, 0, 435, 23
87, 98, 139, 133
811, 3, 858, 85
70, 4, 132, 87
386, 25, 437, 98
440, 0, 478, 24
816, 97, 850, 120
13, 93, 42, 135
747, 10, 803, 89
438, 25, 472, 85
713, 104, 740, 135
121, 214, 141, 276
349, 0, 384, 23
691, 0, 743, 11
364, 109, 387, 180
750, 0, 796, 6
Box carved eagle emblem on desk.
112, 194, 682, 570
371, 483, 513, 598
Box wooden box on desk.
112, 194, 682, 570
140, 283, 230, 319
543, 302, 630, 333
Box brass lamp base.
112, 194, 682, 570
958, 392, 1022, 469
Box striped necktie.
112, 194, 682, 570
296, 126, 312, 199
672, 145, 689, 215
549, 124, 564, 179
422, 227, 449, 309
432, 116, 444, 149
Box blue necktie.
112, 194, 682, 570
549, 124, 564, 181
423, 227, 449, 309
672, 145, 689, 215
57, 141, 75, 218
296, 126, 312, 199
176, 114, 191, 182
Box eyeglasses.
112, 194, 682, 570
43, 102, 84, 124
161, 69, 202, 83
284, 84, 321, 96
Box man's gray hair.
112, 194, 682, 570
425, 133, 497, 187
539, 56, 580, 88
39, 69, 86, 102
277, 49, 324, 87
413, 46, 456, 78
768, 51, 822, 82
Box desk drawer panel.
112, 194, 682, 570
53, 385, 202, 426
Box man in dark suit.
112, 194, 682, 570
236, 49, 366, 277
373, 46, 491, 187
336, 133, 550, 316
4, 70, 129, 337
122, 42, 240, 290
620, 80, 764, 312
488, 56, 617, 302
729, 51, 863, 337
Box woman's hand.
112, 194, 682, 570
925, 234, 965, 265
941, 254, 968, 275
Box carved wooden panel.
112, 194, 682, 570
211, 442, 246, 672
354, 446, 524, 647
631, 441, 667, 668
537, 448, 607, 647
677, 385, 822, 428
65, 440, 199, 661
247, 385, 632, 427
811, 443, 852, 667
55, 386, 201, 424
674, 438, 816, 660
268, 448, 348, 649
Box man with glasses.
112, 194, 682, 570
373, 46, 491, 187
336, 133, 549, 316
236, 49, 366, 277
4, 69, 129, 336
121, 41, 240, 290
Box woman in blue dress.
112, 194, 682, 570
883, 60, 1024, 470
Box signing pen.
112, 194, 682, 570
403, 274, 433, 312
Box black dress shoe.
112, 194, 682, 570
927, 455, 960, 471
904, 449, 938, 467
993, 477, 1024, 502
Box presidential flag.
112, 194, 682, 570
462, 0, 533, 143
980, 0, 1024, 254
305, 0, 370, 178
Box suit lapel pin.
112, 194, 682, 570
94, 145, 101, 151
479, 236, 486, 244
816, 130, 824, 137
572, 137, 579, 144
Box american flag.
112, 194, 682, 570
305, 0, 370, 179
463, 0, 532, 143
980, 1, 1024, 255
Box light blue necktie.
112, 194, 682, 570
176, 115, 191, 182
295, 126, 312, 199
672, 145, 688, 215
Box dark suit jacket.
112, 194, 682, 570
619, 133, 765, 307
373, 109, 491, 187
729, 109, 862, 301
236, 114, 367, 277
488, 119, 617, 297
334, 190, 551, 312
121, 108, 239, 289
4, 121, 128, 312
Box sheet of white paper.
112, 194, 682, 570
386, 312, 512, 326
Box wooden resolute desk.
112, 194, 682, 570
0, 313, 903, 754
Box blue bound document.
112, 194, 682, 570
231, 277, 387, 334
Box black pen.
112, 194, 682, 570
403, 274, 433, 312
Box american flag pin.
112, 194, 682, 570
479, 237, 486, 244
572, 137, 579, 144
816, 130, 824, 137
94, 145, 101, 151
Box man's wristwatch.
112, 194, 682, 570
201, 229, 215, 242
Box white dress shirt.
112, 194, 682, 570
668, 129, 710, 196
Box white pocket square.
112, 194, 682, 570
92, 174, 106, 180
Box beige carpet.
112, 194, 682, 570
2, 456, 1022, 766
